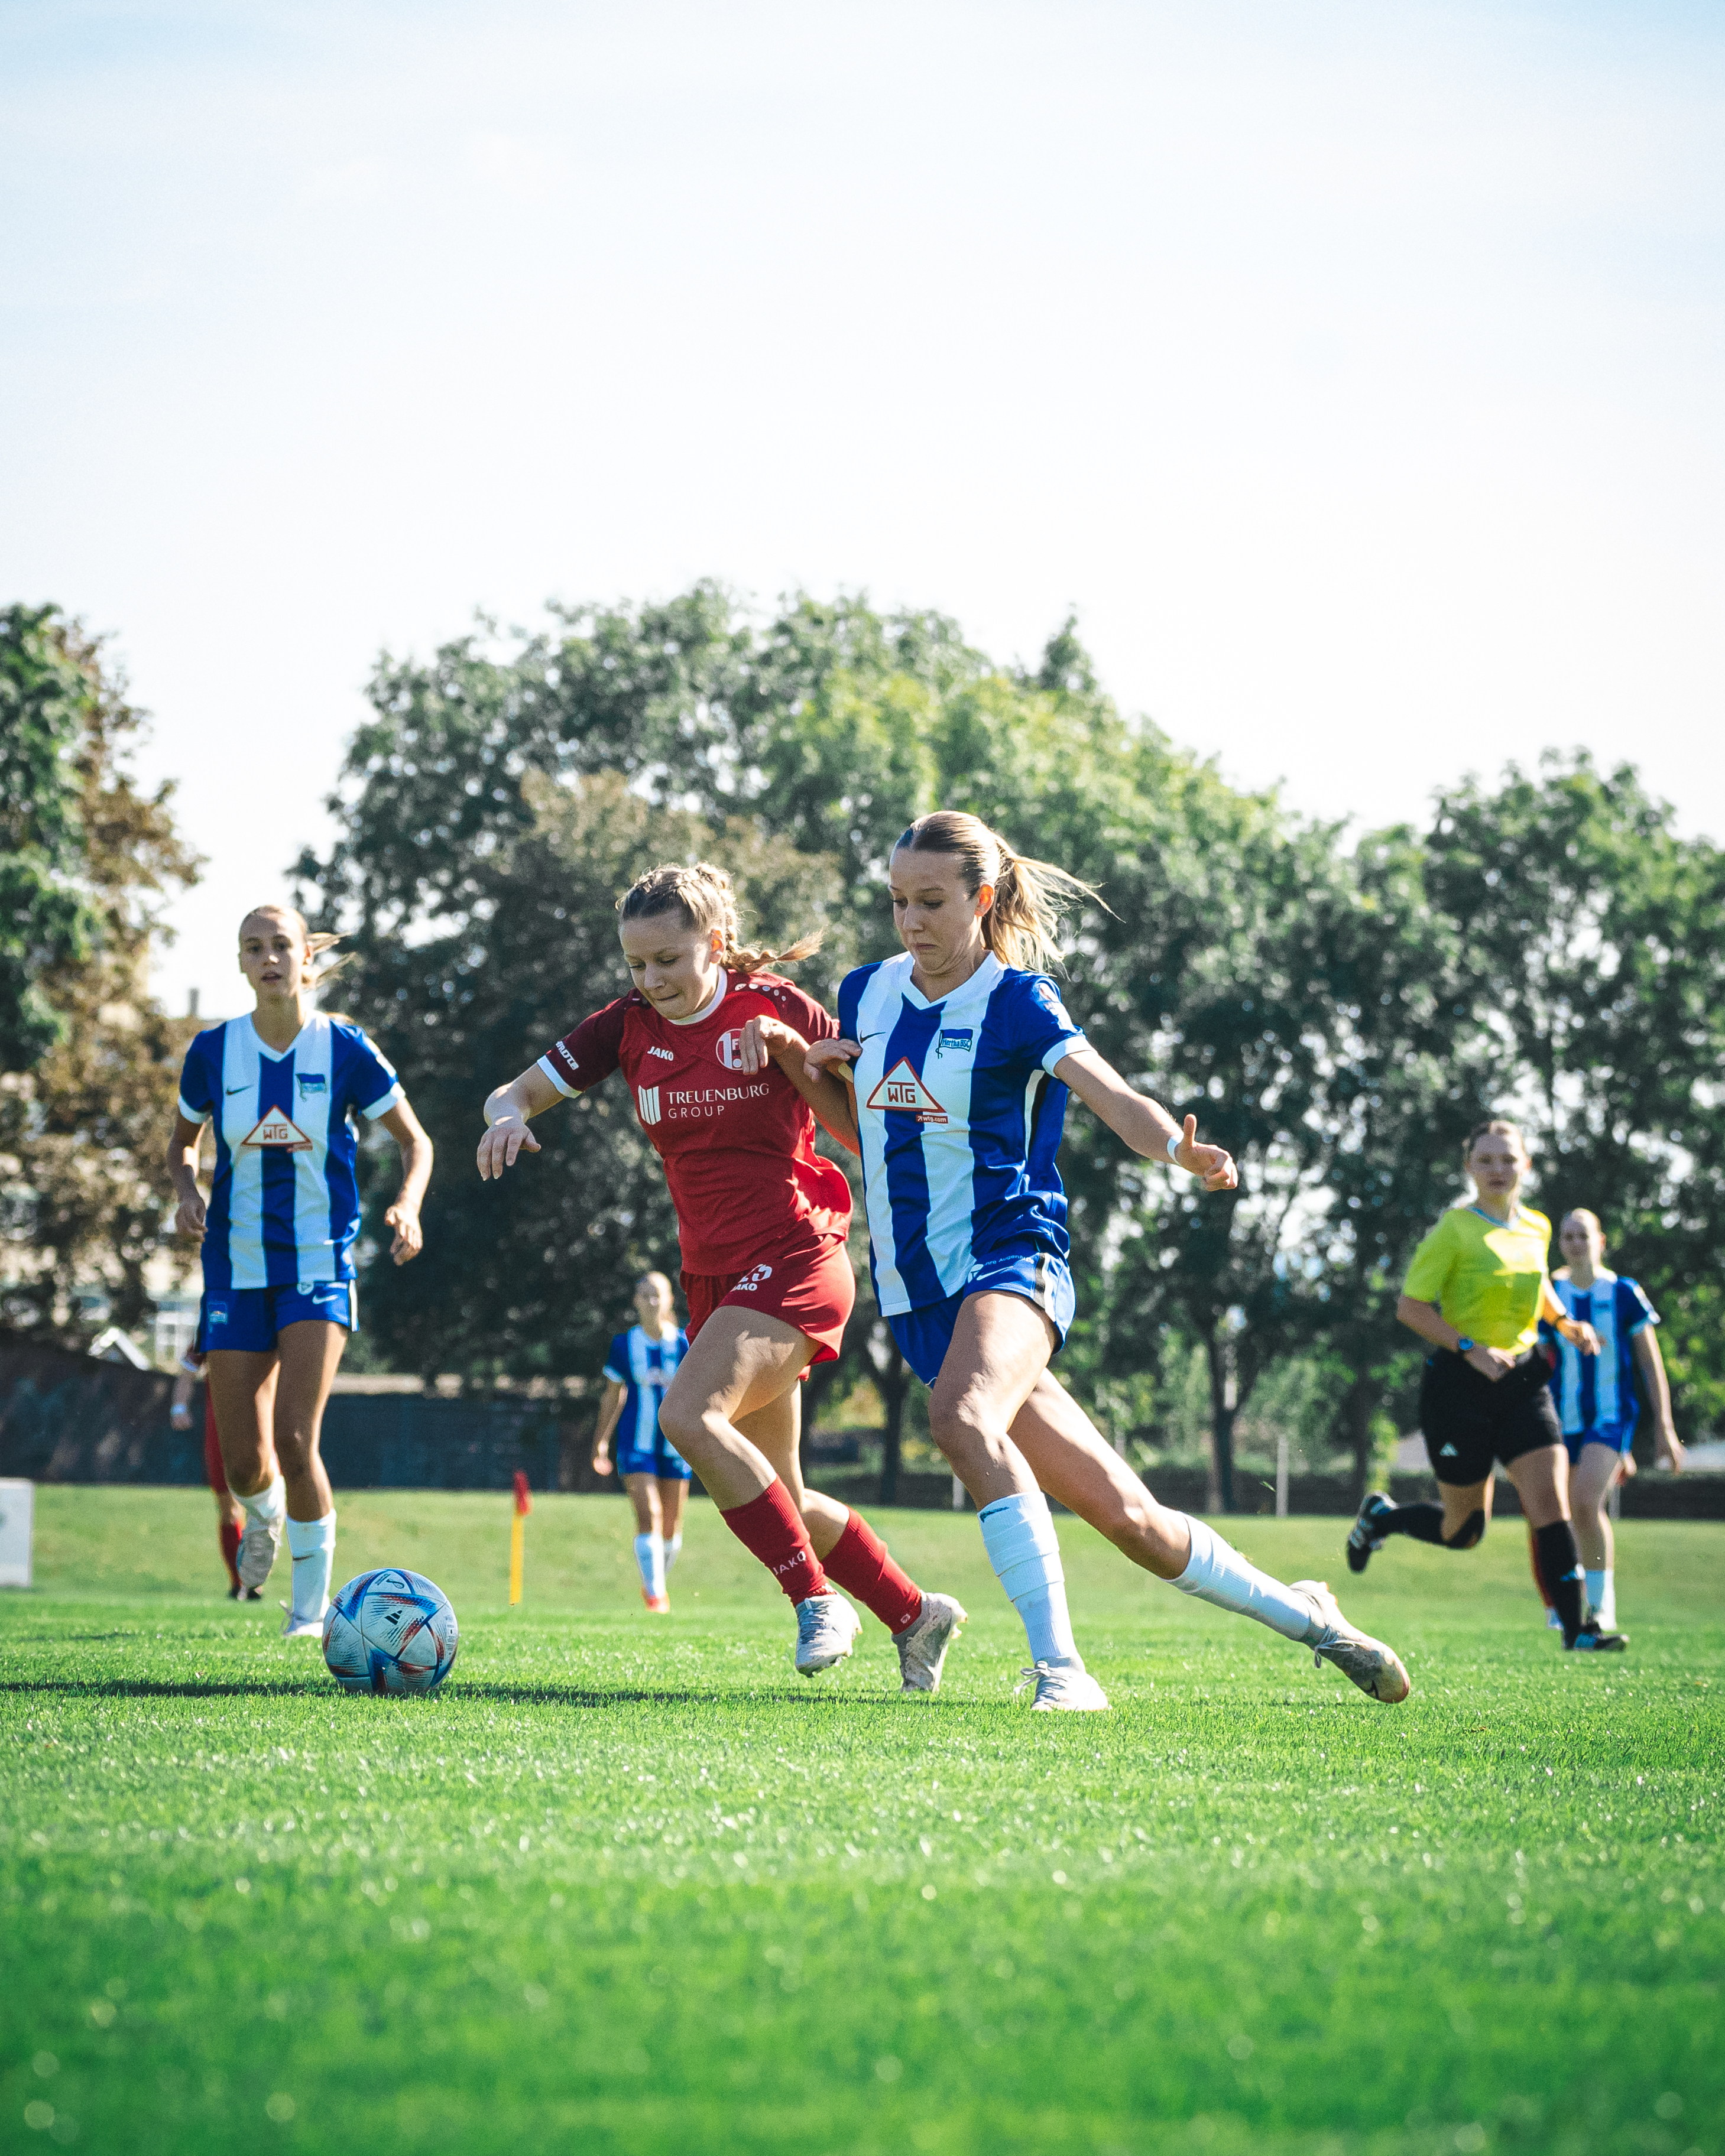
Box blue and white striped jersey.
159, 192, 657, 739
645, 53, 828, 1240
838, 952, 1090, 1317
601, 1326, 689, 1454
1544, 1271, 1658, 1436
176, 1015, 403, 1290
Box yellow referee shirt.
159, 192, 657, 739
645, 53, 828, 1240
1401, 1204, 1554, 1353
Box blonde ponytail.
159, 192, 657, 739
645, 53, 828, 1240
616, 861, 822, 975
893, 811, 1106, 974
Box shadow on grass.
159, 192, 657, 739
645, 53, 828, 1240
0, 1676, 921, 1710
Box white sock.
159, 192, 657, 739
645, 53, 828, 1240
978, 1491, 1082, 1668
239, 1475, 286, 1529
664, 1534, 683, 1574
633, 1532, 666, 1598
1587, 1567, 1614, 1626
1170, 1515, 1321, 1644
285, 1512, 336, 1620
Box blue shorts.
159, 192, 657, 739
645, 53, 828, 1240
616, 1431, 693, 1482
1564, 1421, 1633, 1463
886, 1252, 1076, 1388
197, 1281, 358, 1354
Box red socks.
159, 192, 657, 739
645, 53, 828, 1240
822, 1509, 924, 1635
719, 1482, 828, 1605
219, 1519, 241, 1593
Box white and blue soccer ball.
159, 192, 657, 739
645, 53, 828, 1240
323, 1569, 459, 1696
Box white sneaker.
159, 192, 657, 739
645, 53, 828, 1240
280, 1602, 327, 1639
1014, 1661, 1110, 1711
1293, 1579, 1411, 1703
794, 1592, 861, 1675
237, 1515, 283, 1591
894, 1592, 968, 1694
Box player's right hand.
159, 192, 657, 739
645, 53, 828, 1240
175, 1191, 206, 1240
803, 1037, 861, 1086
477, 1116, 540, 1180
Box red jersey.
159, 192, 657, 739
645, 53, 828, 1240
536, 971, 852, 1275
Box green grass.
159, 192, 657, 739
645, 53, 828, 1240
3, 1489, 1721, 2156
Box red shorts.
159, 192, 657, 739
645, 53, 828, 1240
681, 1235, 855, 1370
202, 1391, 228, 1495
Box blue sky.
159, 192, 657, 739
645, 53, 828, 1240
2, 1, 1721, 1012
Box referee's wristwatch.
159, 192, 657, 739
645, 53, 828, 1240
1454, 1337, 1476, 1355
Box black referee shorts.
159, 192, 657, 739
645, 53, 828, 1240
1418, 1345, 1562, 1486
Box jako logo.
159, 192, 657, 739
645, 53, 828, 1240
647, 1044, 676, 1062
731, 1264, 774, 1292
715, 1028, 747, 1071
637, 1085, 662, 1125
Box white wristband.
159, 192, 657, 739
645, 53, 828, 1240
1166, 1129, 1183, 1164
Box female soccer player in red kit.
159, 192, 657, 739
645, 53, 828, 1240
476, 862, 967, 1691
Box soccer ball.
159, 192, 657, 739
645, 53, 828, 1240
322, 1569, 459, 1696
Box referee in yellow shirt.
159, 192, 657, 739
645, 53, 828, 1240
1345, 1119, 1626, 1651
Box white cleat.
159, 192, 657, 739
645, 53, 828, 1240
236, 1515, 283, 1592
794, 1592, 862, 1675
894, 1592, 968, 1695
1293, 1579, 1411, 1703
280, 1601, 328, 1639
1014, 1661, 1110, 1711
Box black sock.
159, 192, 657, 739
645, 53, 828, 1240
1380, 1501, 1447, 1545
1534, 1520, 1588, 1642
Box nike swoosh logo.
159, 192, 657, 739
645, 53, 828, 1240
226, 1086, 247, 1095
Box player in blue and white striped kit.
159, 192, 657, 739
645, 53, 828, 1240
799, 811, 1409, 1711
166, 906, 433, 1635
1536, 1208, 1686, 1631
591, 1272, 692, 1610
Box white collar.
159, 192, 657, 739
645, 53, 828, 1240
247, 1010, 323, 1063
666, 971, 729, 1027
893, 949, 1003, 1013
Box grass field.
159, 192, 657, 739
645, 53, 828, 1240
3, 1488, 1720, 2156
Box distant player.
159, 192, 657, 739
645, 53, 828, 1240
1527, 1208, 1685, 1632
169, 1350, 254, 1598
790, 810, 1408, 1710
1345, 1120, 1626, 1651
591, 1271, 692, 1611
166, 905, 433, 1637
477, 862, 968, 1692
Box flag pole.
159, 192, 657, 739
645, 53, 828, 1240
510, 1471, 532, 1605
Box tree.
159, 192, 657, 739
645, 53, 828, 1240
0, 603, 100, 1070
0, 611, 201, 1340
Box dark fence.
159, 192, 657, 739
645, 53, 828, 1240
4, 1337, 1722, 1517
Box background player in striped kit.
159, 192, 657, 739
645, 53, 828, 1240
169, 1349, 252, 1597
1532, 1207, 1686, 1632
478, 863, 967, 1692
802, 810, 1408, 1711
166, 906, 433, 1635
591, 1271, 692, 1611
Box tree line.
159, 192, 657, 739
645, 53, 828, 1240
5, 590, 1721, 1506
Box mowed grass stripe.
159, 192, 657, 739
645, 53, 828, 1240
2, 1489, 1720, 2156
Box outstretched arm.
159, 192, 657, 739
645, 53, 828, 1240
477, 1064, 565, 1180
741, 1019, 861, 1155
1053, 1047, 1238, 1191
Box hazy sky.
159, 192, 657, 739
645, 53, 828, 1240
3, 0, 1720, 1014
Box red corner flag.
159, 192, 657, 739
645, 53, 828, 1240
513, 1471, 533, 1516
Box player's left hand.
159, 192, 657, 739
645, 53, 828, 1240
1172, 1115, 1238, 1192
385, 1202, 424, 1265
738, 1016, 806, 1073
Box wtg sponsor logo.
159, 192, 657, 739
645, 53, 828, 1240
865, 1059, 948, 1125
241, 1108, 314, 1151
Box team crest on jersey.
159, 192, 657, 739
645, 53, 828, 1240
241, 1108, 313, 1151
933, 1027, 974, 1060
637, 1085, 663, 1126
295, 1072, 326, 1095
715, 1028, 747, 1071
865, 1059, 948, 1125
